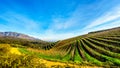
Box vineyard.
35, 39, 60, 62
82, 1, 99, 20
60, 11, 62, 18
50, 27, 120, 66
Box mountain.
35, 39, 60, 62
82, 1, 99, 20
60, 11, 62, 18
0, 32, 52, 49
0, 32, 39, 40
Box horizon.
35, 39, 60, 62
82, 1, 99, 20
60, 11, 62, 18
0, 26, 119, 41
0, 0, 120, 41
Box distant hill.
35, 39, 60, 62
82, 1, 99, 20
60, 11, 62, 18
0, 32, 56, 49
0, 32, 39, 40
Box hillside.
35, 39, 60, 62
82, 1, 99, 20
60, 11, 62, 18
54, 27, 120, 48
50, 27, 120, 67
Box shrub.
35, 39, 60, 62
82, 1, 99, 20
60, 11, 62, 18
0, 54, 47, 68
0, 44, 10, 55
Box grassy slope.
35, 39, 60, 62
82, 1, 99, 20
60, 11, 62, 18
54, 27, 120, 48
52, 27, 120, 66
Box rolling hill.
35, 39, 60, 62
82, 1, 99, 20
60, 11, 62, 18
51, 27, 120, 66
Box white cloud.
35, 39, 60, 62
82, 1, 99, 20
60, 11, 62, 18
38, 28, 75, 41
50, 5, 82, 30
92, 20, 120, 31
41, 17, 120, 41
41, 5, 120, 41
40, 5, 82, 41
0, 12, 40, 30
39, 32, 76, 41
84, 5, 120, 29
1, 5, 120, 41
80, 19, 120, 35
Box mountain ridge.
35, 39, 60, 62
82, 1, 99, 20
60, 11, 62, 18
0, 32, 40, 41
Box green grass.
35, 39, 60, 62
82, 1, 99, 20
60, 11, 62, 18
74, 47, 82, 63
79, 40, 103, 66
36, 53, 62, 60
84, 52, 103, 66
18, 47, 64, 62
18, 48, 34, 55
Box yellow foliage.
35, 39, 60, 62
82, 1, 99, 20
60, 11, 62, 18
10, 47, 21, 55
0, 44, 11, 55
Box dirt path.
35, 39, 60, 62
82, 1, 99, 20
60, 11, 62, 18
39, 59, 102, 68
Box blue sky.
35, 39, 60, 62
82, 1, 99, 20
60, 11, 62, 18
0, 0, 120, 41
